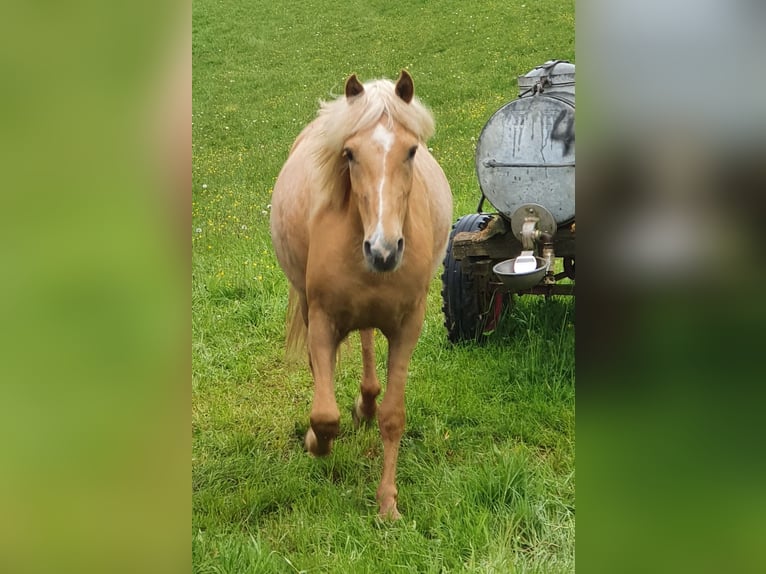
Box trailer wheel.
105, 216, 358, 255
441, 214, 505, 343
563, 256, 575, 280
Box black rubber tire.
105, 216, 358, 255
563, 256, 575, 280
441, 213, 496, 343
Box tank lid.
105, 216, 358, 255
518, 60, 575, 96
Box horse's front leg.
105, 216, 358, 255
353, 328, 381, 427
376, 304, 425, 520
305, 307, 341, 456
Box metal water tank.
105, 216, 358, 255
475, 60, 575, 225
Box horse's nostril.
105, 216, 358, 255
364, 237, 402, 272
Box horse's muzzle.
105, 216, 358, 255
364, 237, 404, 272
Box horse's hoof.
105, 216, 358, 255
352, 396, 375, 429
378, 502, 402, 521
304, 427, 316, 453
305, 428, 332, 456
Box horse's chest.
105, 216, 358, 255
323, 271, 416, 307
305, 208, 432, 331
308, 263, 425, 332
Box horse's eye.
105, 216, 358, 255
407, 146, 417, 160
343, 148, 354, 162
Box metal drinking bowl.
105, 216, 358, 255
493, 256, 549, 292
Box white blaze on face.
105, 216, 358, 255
369, 123, 396, 252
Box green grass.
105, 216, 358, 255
193, 0, 574, 571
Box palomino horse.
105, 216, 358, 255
270, 71, 452, 519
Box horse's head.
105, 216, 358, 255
342, 71, 420, 273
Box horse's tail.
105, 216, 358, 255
285, 286, 308, 361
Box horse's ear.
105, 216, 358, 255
395, 70, 414, 103
345, 74, 364, 99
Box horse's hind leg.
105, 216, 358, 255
304, 309, 341, 456
353, 329, 381, 427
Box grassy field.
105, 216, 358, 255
193, 1, 574, 572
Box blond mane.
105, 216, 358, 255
302, 77, 436, 215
